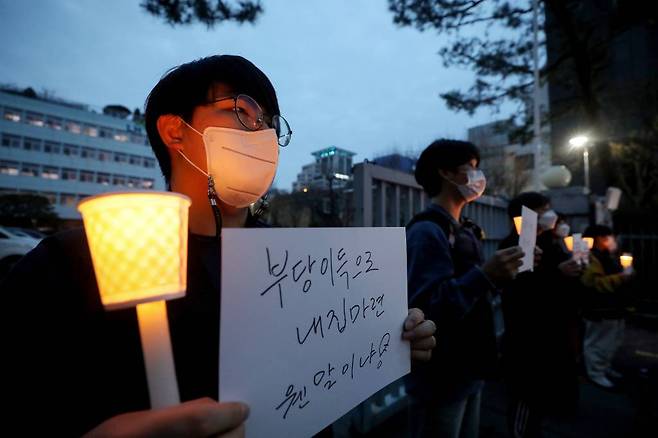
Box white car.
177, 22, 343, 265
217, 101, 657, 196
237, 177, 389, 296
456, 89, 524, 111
0, 226, 41, 278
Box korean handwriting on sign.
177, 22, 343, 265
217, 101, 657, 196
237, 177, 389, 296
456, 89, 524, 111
260, 247, 380, 309
274, 332, 391, 420
296, 293, 385, 345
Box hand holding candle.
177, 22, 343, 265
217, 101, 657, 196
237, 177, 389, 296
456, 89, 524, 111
78, 191, 191, 409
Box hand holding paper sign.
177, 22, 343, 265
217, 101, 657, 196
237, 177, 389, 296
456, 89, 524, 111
402, 308, 437, 362
482, 246, 525, 285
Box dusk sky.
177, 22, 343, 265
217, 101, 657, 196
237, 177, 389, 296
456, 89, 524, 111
0, 0, 510, 190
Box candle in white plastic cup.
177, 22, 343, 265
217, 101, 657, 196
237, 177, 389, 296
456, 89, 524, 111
620, 253, 633, 270
78, 191, 191, 409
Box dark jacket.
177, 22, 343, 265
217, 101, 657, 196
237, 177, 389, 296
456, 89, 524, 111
2, 216, 264, 435
406, 204, 499, 402
499, 231, 579, 413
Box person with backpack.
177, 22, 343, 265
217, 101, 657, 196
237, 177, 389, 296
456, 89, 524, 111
406, 139, 524, 438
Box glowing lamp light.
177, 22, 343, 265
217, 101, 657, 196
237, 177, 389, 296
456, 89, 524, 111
620, 253, 633, 270
564, 236, 574, 252
583, 237, 594, 250
514, 216, 523, 235
78, 191, 191, 409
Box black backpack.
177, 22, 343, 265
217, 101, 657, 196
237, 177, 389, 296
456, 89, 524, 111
407, 209, 501, 379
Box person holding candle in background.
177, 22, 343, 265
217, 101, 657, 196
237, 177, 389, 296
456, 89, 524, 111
406, 140, 525, 438
2, 55, 436, 436
581, 225, 635, 389
499, 192, 583, 438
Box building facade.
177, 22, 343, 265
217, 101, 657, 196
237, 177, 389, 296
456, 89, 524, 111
0, 88, 164, 220
292, 146, 356, 192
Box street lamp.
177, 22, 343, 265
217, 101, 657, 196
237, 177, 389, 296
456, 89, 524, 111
569, 135, 591, 192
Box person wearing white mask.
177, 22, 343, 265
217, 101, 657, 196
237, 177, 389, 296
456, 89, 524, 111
2, 55, 436, 437
406, 139, 525, 438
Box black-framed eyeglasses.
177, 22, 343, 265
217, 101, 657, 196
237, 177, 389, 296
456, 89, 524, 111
209, 94, 292, 147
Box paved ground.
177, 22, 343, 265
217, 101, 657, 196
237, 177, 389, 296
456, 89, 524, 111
334, 320, 657, 437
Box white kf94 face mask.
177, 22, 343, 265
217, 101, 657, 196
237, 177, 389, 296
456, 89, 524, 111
450, 169, 487, 202
179, 123, 279, 208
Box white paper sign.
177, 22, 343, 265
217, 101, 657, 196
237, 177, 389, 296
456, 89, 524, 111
518, 206, 538, 272
572, 233, 587, 263
219, 228, 410, 438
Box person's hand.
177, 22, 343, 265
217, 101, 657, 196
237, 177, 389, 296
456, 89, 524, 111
622, 266, 636, 279
558, 258, 584, 277
482, 246, 525, 285
534, 246, 543, 269
84, 398, 249, 438
402, 308, 436, 362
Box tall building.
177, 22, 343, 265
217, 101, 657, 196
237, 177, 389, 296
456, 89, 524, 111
292, 146, 356, 191
0, 87, 165, 221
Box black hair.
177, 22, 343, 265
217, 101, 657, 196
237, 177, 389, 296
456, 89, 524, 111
414, 139, 481, 197
144, 55, 280, 184
583, 224, 614, 238
507, 192, 550, 218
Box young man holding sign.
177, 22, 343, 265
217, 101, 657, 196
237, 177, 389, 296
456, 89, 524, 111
3, 55, 435, 436
406, 140, 525, 438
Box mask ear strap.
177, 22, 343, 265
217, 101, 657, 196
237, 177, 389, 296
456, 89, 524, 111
176, 152, 222, 238
177, 150, 209, 178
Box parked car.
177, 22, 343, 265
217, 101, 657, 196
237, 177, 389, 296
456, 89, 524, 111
6, 226, 46, 240
0, 226, 40, 278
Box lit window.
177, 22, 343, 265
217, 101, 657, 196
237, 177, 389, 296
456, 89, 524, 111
26, 112, 45, 127
41, 167, 60, 180
84, 125, 99, 137
114, 131, 129, 142
3, 107, 21, 122
141, 178, 154, 189
0, 160, 20, 176
65, 120, 81, 134
127, 177, 140, 188
46, 116, 63, 130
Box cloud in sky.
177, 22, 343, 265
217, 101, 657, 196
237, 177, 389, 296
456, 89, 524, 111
0, 0, 509, 189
